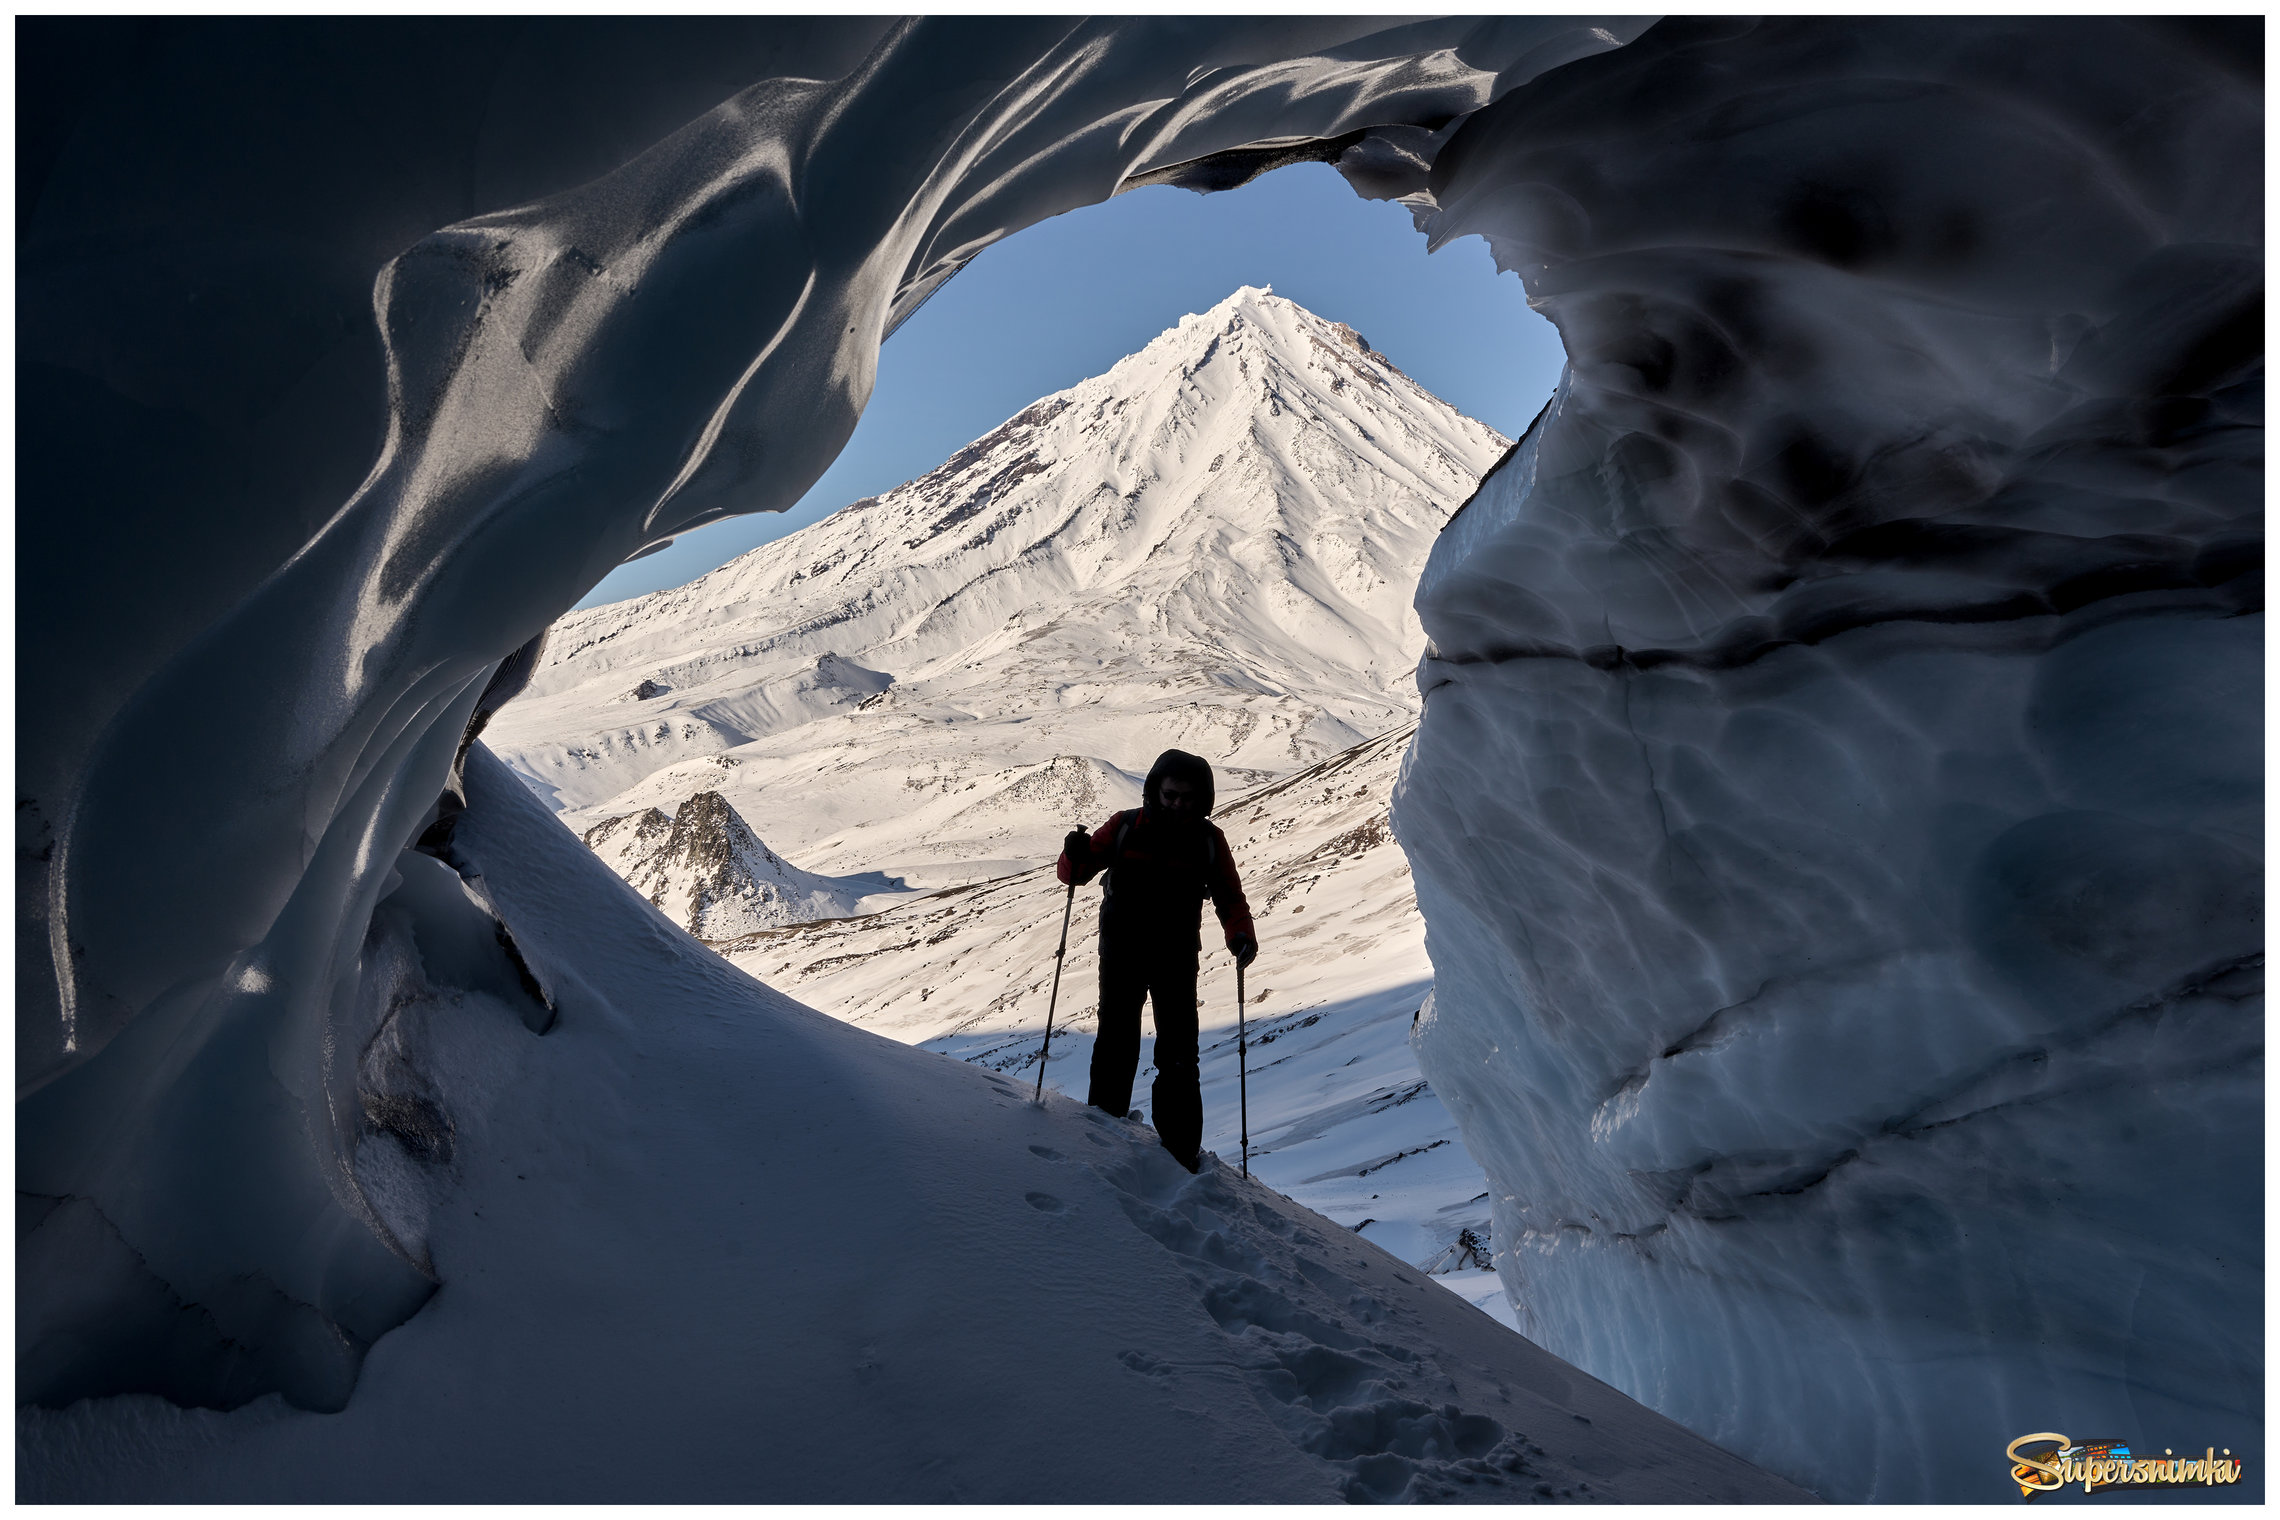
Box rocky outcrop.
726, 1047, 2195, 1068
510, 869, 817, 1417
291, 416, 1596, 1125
583, 792, 869, 939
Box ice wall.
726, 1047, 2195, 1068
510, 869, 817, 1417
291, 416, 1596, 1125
19, 15, 2259, 1499
18, 16, 1643, 1414
1396, 17, 2262, 1502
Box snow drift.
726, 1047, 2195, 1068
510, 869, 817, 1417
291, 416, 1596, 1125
19, 14, 2258, 1505
21, 746, 1808, 1503
725, 721, 1513, 1319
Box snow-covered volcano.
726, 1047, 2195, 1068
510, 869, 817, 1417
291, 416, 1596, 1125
501, 289, 1528, 1327
485, 287, 1508, 885
25, 16, 2253, 1506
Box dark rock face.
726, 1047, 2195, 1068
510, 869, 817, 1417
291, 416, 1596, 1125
649, 791, 761, 916
584, 792, 857, 940
582, 807, 673, 854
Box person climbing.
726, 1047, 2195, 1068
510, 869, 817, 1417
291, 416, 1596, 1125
1058, 748, 1257, 1172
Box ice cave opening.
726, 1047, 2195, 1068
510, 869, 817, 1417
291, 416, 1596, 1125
483, 176, 1559, 1181
481, 264, 1548, 1356
18, 16, 2261, 1504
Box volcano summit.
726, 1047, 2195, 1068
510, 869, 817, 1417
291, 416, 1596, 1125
486, 287, 1510, 890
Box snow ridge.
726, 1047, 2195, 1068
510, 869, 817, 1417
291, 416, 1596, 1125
22, 741, 1811, 1504
718, 720, 1521, 1322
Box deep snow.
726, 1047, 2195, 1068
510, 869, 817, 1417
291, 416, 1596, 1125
25, 24, 1635, 1439
488, 290, 1525, 1331
20, 746, 1810, 1504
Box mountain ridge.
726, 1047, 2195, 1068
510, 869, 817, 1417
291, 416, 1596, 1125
486, 285, 1509, 889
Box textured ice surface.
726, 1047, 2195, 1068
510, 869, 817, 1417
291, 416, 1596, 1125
1397, 16, 2262, 1503
19, 14, 2259, 1504
17, 8, 1642, 1447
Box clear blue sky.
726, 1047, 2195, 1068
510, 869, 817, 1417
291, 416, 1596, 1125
577, 162, 1568, 608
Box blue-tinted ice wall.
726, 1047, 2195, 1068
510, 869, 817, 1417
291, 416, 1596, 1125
1398, 17, 2262, 1502
16, 16, 2259, 1495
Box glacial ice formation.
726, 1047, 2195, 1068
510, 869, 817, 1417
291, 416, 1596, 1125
1398, 16, 2263, 1502
17, 5, 1642, 1438
18, 14, 2260, 1504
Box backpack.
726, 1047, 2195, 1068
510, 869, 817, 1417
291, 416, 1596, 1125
1105, 810, 1219, 903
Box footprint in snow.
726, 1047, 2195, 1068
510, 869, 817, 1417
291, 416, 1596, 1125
1088, 1143, 1542, 1501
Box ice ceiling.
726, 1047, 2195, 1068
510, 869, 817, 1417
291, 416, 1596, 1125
17, 17, 2261, 1501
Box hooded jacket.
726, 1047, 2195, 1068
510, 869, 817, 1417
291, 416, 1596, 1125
1057, 749, 1254, 953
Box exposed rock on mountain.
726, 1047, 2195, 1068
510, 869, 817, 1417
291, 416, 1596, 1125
582, 792, 877, 939
541, 291, 1524, 1323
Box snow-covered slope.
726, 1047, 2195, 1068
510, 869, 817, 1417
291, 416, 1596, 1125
718, 722, 1522, 1327
484, 287, 1508, 885
581, 792, 891, 938
20, 747, 1810, 1504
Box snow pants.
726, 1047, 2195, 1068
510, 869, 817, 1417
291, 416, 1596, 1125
1088, 942, 1201, 1162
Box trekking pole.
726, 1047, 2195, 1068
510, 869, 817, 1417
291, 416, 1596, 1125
1034, 879, 1078, 1102
1236, 957, 1250, 1178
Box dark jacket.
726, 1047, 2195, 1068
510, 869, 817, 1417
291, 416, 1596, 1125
1056, 750, 1254, 953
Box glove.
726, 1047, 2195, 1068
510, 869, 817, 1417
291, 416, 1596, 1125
1063, 828, 1092, 860
1230, 934, 1257, 970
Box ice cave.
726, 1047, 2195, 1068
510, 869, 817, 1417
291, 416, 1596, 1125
16, 16, 2261, 1503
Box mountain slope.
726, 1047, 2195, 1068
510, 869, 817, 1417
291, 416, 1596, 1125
715, 722, 1523, 1324
484, 286, 1508, 885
